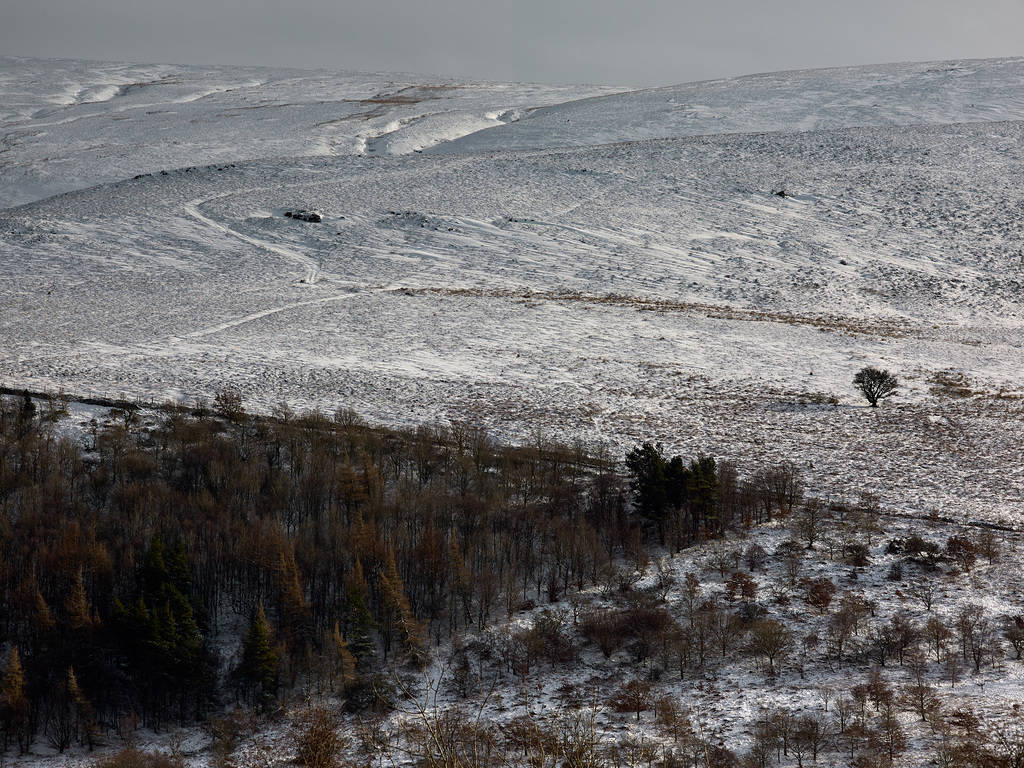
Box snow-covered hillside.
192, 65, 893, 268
0, 57, 624, 209
432, 58, 1024, 153
1, 56, 1023, 523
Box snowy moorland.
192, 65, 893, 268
3, 56, 1024, 524
3, 55, 1024, 768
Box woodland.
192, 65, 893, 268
0, 389, 1021, 768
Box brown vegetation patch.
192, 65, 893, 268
318, 85, 463, 124
363, 84, 460, 105
929, 370, 979, 399
405, 287, 970, 342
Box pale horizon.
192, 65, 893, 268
4, 0, 1024, 86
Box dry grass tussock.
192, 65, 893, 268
90, 746, 183, 768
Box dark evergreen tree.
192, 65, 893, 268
240, 605, 278, 711
111, 533, 213, 725
16, 391, 35, 437
625, 442, 669, 535
343, 561, 378, 669
685, 454, 719, 535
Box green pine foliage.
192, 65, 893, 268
625, 443, 720, 548
624, 442, 669, 522
110, 532, 213, 726
240, 605, 279, 710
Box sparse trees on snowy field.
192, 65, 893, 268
747, 715, 778, 768
707, 542, 741, 579
909, 579, 939, 611
955, 604, 1004, 672
943, 646, 964, 689
706, 606, 746, 658
769, 708, 796, 760
826, 598, 867, 667
904, 533, 943, 568
946, 535, 978, 571
775, 539, 805, 586
580, 609, 628, 659
924, 615, 952, 662
743, 543, 768, 572
986, 717, 1024, 768
866, 623, 900, 667
653, 695, 693, 744
887, 611, 922, 666
976, 528, 1001, 564
876, 698, 908, 765
725, 570, 758, 603
753, 462, 804, 521
902, 649, 941, 723
680, 572, 702, 626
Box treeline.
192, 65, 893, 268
0, 391, 797, 753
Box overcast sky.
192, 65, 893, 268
4, 0, 1023, 86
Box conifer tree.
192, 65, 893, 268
111, 533, 212, 724
66, 570, 98, 633
625, 442, 668, 523
141, 531, 169, 602
16, 391, 35, 436
343, 561, 377, 668
166, 537, 193, 596
30, 584, 57, 644
330, 623, 356, 692
1, 647, 29, 754
241, 605, 278, 710
20, 391, 35, 420
276, 547, 312, 654
379, 548, 427, 666
686, 454, 719, 534
66, 667, 99, 751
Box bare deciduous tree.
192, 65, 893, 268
748, 619, 793, 676
853, 367, 899, 407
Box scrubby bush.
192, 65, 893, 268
293, 706, 344, 768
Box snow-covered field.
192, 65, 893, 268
2, 56, 1024, 524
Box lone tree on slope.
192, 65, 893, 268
853, 366, 899, 407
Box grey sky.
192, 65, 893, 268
4, 0, 1023, 86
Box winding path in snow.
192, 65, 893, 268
183, 197, 321, 284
